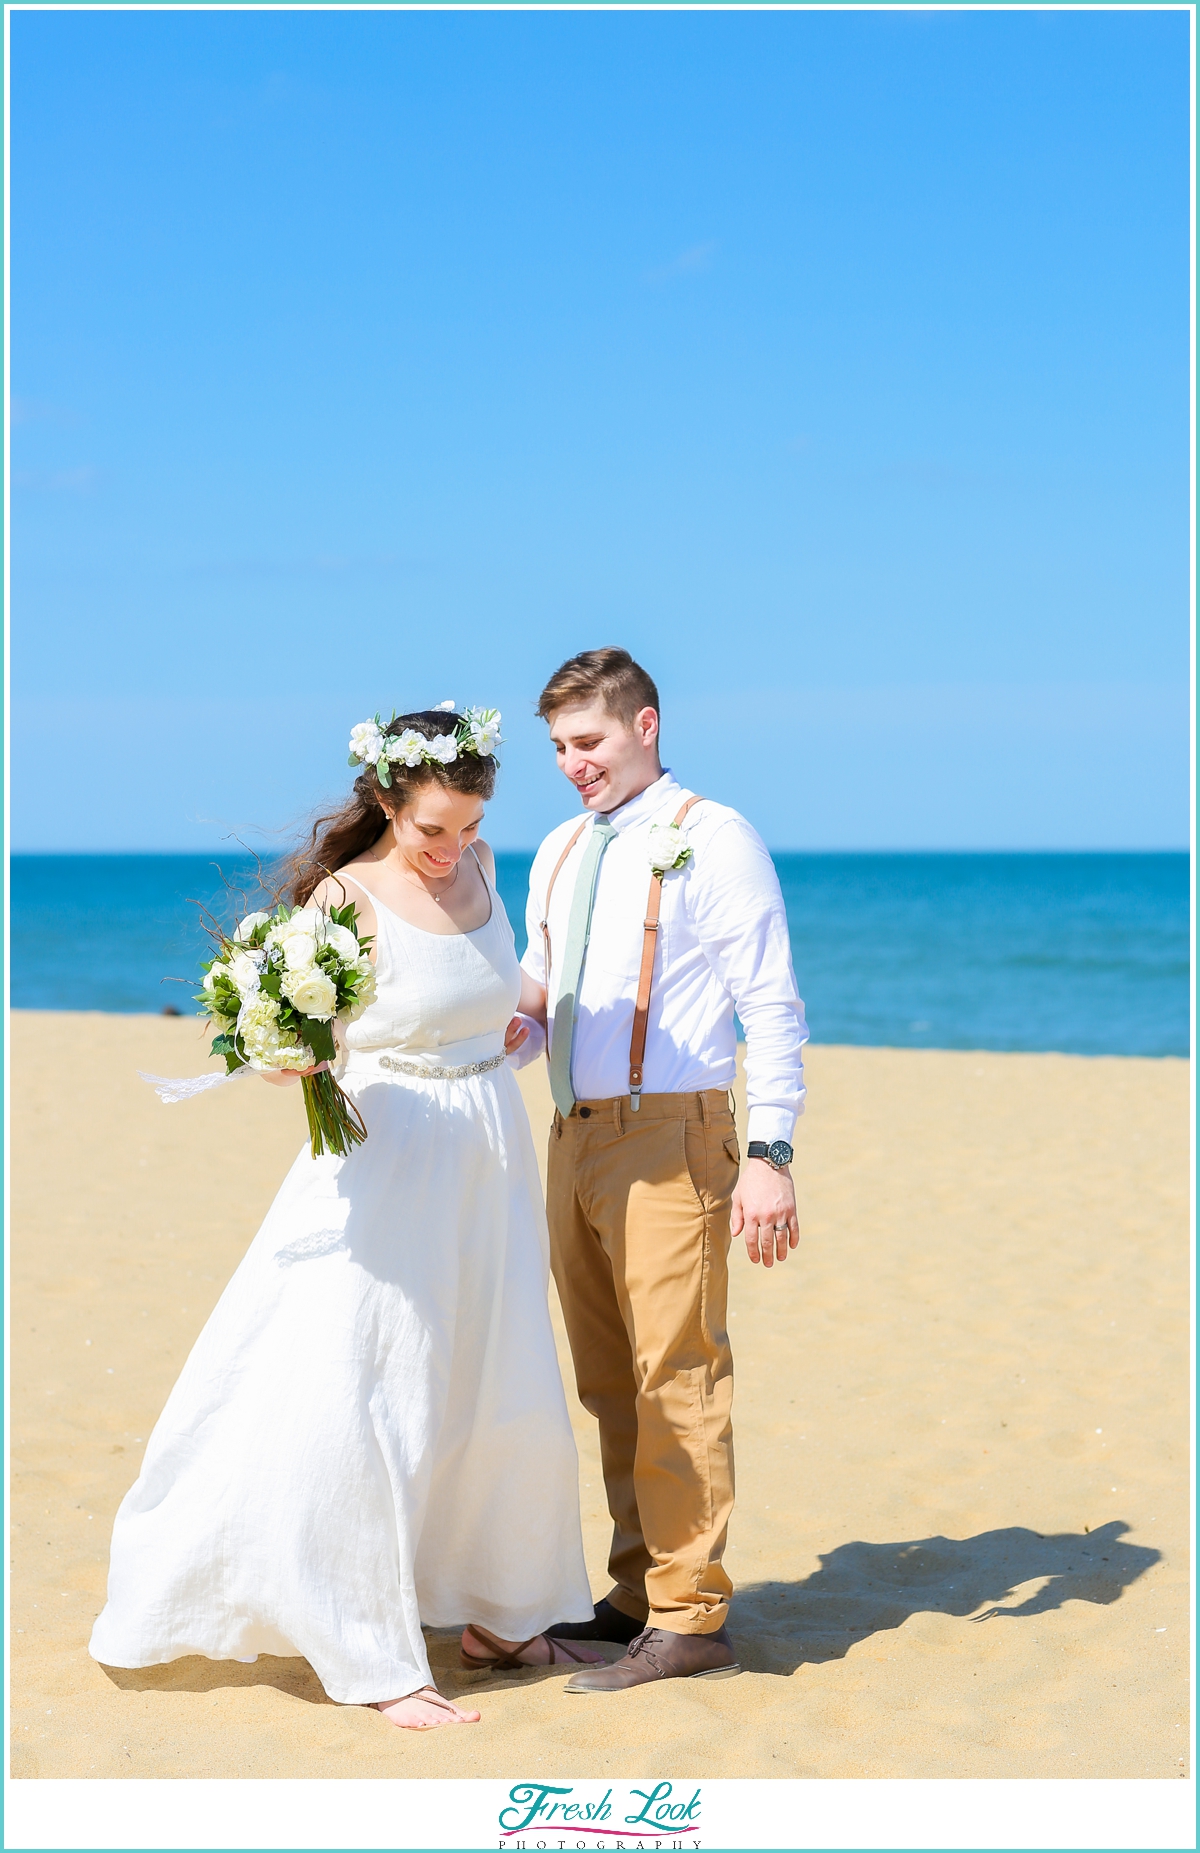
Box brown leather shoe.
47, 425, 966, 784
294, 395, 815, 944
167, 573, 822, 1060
564, 1625, 739, 1693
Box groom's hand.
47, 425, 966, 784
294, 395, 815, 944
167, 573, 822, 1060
731, 1160, 799, 1268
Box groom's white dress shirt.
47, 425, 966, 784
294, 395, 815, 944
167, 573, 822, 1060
521, 771, 808, 1144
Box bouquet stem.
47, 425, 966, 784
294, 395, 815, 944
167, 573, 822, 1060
301, 1071, 368, 1159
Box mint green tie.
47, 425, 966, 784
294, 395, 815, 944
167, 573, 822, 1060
549, 817, 616, 1117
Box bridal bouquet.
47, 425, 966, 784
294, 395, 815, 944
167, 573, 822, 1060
197, 901, 376, 1158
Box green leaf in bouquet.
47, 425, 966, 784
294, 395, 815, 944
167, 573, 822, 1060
260, 970, 282, 998
211, 1033, 236, 1057
223, 1048, 245, 1074
305, 1019, 337, 1065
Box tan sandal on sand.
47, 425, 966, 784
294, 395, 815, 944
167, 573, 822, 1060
460, 1624, 595, 1671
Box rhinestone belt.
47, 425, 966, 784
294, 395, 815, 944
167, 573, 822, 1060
377, 1050, 507, 1081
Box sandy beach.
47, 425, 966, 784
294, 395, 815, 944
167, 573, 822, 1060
9, 1011, 1190, 1781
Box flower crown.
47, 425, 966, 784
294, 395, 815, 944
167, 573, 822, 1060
347, 700, 502, 790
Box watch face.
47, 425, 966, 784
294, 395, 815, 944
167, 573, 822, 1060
767, 1140, 793, 1167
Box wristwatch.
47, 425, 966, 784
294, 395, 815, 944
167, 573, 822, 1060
746, 1140, 794, 1171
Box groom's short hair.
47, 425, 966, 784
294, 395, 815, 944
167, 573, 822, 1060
537, 648, 660, 726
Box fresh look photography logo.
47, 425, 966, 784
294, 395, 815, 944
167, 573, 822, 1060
498, 1780, 703, 1847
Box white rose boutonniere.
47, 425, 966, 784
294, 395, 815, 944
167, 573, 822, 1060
647, 822, 694, 876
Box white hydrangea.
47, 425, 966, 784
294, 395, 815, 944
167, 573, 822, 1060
424, 732, 459, 765
385, 728, 427, 768
269, 1041, 318, 1073
348, 721, 386, 766
236, 992, 281, 1056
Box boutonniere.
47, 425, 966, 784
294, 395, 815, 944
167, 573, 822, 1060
647, 822, 694, 876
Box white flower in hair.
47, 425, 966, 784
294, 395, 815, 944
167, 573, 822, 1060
424, 732, 460, 765
647, 822, 693, 875
464, 707, 502, 757
433, 699, 457, 712
348, 721, 386, 766
385, 728, 427, 767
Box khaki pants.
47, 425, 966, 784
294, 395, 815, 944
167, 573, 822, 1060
547, 1090, 739, 1636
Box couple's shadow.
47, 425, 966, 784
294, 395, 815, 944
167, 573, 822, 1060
99, 1520, 1156, 1701
734, 1520, 1158, 1674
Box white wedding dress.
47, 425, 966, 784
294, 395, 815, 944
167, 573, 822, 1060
90, 859, 593, 1704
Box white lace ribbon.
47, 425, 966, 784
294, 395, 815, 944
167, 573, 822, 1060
138, 1066, 253, 1105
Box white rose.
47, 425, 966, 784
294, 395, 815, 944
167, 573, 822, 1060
384, 728, 427, 768
282, 966, 339, 1021
233, 911, 271, 942
322, 922, 361, 963
229, 950, 265, 993
424, 732, 459, 765
349, 721, 386, 765
278, 931, 318, 972
284, 907, 324, 939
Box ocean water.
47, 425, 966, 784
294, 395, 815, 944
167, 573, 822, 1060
10, 851, 1190, 1057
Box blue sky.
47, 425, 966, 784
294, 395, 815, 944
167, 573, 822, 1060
11, 6, 1190, 852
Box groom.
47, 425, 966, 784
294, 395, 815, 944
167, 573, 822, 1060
521, 647, 808, 1692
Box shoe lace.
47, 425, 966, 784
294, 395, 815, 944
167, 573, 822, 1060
627, 1628, 664, 1667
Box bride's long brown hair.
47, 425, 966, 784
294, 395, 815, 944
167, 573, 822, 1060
283, 711, 499, 907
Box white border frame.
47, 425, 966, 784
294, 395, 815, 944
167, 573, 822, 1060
3, 6, 1195, 1851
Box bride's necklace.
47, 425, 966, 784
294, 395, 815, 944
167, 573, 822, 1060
398, 860, 460, 906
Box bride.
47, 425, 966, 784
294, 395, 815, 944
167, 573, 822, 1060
89, 705, 602, 1729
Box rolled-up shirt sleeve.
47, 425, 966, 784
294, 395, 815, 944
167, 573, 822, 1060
688, 817, 808, 1144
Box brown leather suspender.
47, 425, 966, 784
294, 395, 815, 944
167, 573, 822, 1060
540, 819, 588, 995
628, 795, 705, 1111
540, 796, 705, 1110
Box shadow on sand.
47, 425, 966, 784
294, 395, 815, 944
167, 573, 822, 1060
99, 1521, 1157, 1698
97, 1633, 619, 1704
100, 1654, 336, 1705
735, 1520, 1159, 1674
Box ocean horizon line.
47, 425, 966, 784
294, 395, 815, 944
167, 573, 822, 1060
13, 849, 1188, 1055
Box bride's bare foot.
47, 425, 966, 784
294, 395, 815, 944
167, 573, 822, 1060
371, 1687, 481, 1729
460, 1625, 606, 1668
